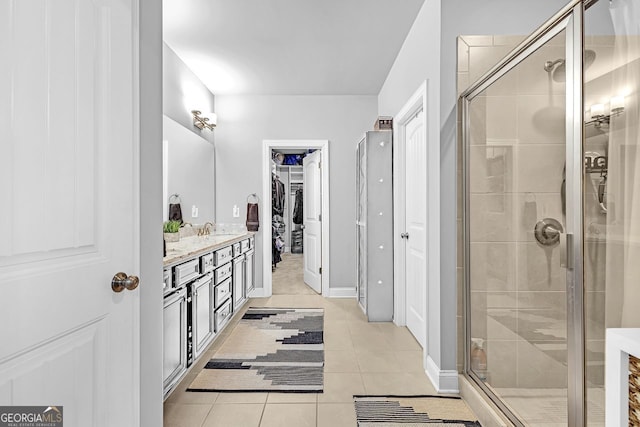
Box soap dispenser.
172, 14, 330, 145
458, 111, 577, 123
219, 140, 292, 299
470, 338, 488, 381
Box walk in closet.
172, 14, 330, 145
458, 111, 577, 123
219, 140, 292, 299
271, 151, 306, 269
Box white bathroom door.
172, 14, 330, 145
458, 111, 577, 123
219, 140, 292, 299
404, 111, 427, 348
0, 1, 140, 426
303, 150, 322, 293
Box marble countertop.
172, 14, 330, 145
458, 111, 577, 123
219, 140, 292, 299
163, 232, 254, 267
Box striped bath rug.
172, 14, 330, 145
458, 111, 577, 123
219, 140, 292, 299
188, 308, 323, 393
354, 395, 481, 426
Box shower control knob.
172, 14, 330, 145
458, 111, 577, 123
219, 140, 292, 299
534, 218, 564, 246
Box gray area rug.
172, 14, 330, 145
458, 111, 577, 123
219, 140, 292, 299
354, 395, 481, 426
188, 308, 323, 393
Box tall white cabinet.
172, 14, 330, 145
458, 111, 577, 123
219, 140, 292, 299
356, 130, 394, 321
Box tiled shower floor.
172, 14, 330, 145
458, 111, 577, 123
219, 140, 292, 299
493, 387, 605, 426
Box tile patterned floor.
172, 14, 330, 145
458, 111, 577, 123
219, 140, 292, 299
163, 255, 438, 426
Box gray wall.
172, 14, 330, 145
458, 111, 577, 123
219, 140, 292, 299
163, 42, 215, 145
378, 0, 569, 375
140, 0, 163, 425
164, 115, 215, 223
378, 0, 443, 370
214, 94, 378, 290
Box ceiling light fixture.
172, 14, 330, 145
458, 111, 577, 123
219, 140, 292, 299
191, 110, 217, 130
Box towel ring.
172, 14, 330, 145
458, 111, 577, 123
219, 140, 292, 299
247, 193, 259, 203
169, 194, 181, 203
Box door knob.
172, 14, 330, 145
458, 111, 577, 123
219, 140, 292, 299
111, 272, 140, 293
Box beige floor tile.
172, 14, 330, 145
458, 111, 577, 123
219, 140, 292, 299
324, 350, 360, 373
202, 403, 264, 427
394, 350, 425, 372
355, 350, 403, 373
324, 328, 354, 350
259, 403, 316, 427
361, 372, 437, 395
266, 393, 318, 403
165, 389, 219, 405
376, 324, 422, 350
318, 372, 365, 403
163, 403, 212, 427
215, 392, 269, 404
351, 330, 391, 351
317, 403, 357, 427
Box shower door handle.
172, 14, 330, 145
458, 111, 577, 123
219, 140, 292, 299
559, 232, 573, 269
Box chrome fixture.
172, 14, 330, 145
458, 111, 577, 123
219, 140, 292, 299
191, 110, 217, 130
544, 49, 596, 82
534, 218, 564, 246
585, 96, 625, 128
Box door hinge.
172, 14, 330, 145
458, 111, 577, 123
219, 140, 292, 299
318, 214, 322, 221
318, 161, 321, 169
319, 267, 322, 275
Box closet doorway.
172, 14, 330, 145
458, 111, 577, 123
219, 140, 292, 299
261, 140, 330, 297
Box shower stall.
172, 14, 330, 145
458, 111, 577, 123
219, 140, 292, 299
459, 0, 640, 425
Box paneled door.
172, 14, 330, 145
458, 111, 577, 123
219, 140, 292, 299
404, 110, 427, 348
0, 1, 140, 426
303, 150, 322, 293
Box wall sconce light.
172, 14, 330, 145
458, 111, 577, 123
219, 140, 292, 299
586, 96, 625, 129
191, 110, 217, 130
610, 96, 625, 114
590, 103, 605, 118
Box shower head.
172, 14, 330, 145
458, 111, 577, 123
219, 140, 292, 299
543, 49, 596, 82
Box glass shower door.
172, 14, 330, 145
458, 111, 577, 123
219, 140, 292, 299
463, 26, 573, 427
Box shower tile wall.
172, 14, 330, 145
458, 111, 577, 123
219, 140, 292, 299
457, 34, 576, 389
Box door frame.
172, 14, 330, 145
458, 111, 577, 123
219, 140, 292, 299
260, 139, 330, 297
392, 81, 436, 361
139, 0, 164, 425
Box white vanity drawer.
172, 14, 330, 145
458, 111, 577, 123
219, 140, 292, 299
214, 277, 232, 308
215, 246, 233, 265
233, 242, 241, 257
215, 262, 232, 284
240, 239, 250, 253
174, 258, 200, 287
200, 252, 215, 273
215, 299, 233, 332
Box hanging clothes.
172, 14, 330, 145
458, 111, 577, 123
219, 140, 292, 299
272, 174, 285, 216
293, 188, 303, 224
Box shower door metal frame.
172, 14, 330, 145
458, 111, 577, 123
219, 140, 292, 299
459, 1, 587, 426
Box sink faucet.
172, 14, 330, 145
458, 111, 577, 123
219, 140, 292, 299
203, 222, 214, 236
198, 222, 214, 236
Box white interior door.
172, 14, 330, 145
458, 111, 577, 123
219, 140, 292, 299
0, 1, 140, 425
404, 111, 427, 348
303, 150, 322, 293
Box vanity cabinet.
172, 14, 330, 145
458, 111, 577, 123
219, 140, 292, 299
245, 248, 255, 295
190, 272, 215, 360
163, 287, 188, 395
233, 253, 246, 311
163, 233, 256, 398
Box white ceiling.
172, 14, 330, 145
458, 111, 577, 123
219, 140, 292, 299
163, 0, 425, 95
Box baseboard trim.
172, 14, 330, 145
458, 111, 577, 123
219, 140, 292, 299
426, 356, 459, 394
248, 288, 268, 298
328, 287, 357, 298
